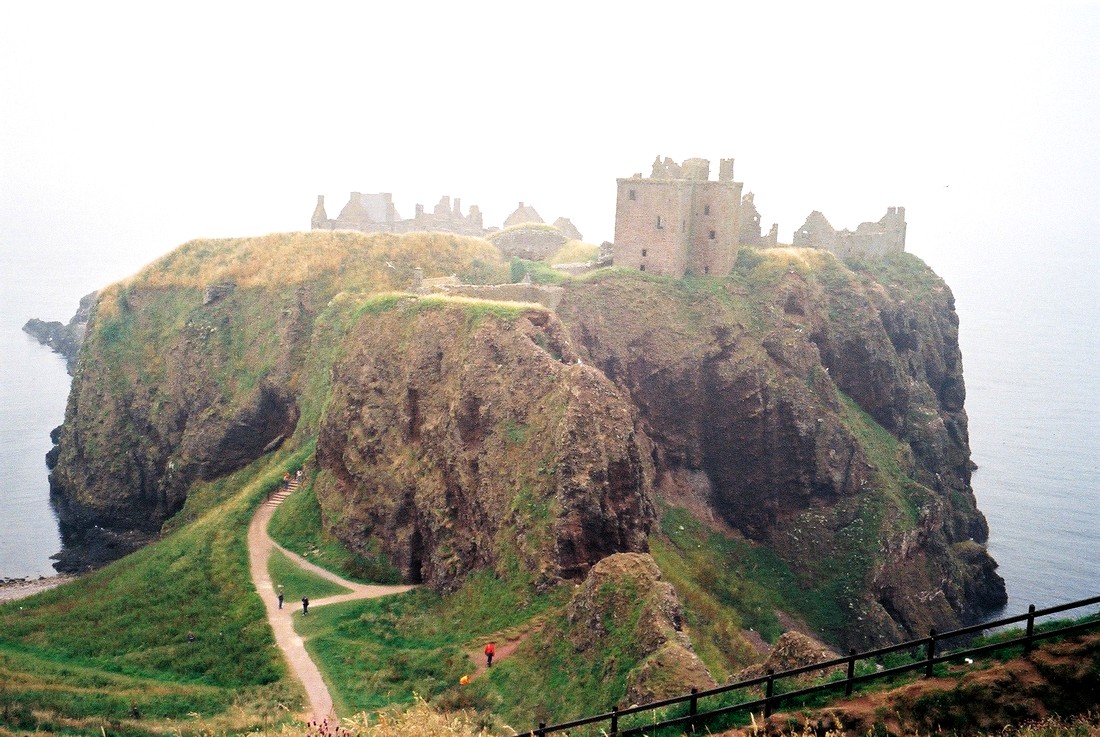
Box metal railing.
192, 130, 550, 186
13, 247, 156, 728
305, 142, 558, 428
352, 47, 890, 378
517, 594, 1100, 737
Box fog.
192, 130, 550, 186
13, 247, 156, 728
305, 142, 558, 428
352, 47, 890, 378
1, 2, 1097, 310
1, 1, 1098, 602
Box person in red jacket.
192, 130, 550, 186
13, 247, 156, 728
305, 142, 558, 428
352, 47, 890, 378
484, 641, 495, 667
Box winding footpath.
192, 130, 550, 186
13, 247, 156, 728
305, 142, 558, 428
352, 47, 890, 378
247, 482, 417, 722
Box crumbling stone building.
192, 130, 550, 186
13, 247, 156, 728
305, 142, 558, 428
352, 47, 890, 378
739, 192, 779, 247
614, 156, 743, 278
312, 192, 485, 236
311, 193, 584, 254
614, 155, 905, 275
793, 207, 906, 258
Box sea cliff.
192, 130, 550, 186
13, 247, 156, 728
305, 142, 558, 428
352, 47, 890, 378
46, 231, 1005, 647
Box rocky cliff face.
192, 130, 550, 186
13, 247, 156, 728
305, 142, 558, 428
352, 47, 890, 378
47, 230, 508, 570
314, 301, 654, 590
565, 553, 716, 704
48, 283, 308, 570
555, 250, 1005, 647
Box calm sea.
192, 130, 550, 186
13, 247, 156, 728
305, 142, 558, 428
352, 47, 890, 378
0, 242, 75, 579
0, 239, 1096, 613
947, 242, 1100, 611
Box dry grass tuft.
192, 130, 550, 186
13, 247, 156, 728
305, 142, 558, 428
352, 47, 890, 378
276, 698, 502, 737
546, 240, 599, 265
122, 231, 505, 291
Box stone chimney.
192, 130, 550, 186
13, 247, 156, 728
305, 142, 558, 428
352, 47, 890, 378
719, 158, 735, 182
311, 195, 328, 230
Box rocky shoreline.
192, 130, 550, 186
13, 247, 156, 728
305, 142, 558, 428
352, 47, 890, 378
0, 574, 76, 602
22, 291, 96, 373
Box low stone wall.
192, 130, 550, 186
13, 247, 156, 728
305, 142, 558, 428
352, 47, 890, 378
432, 283, 564, 310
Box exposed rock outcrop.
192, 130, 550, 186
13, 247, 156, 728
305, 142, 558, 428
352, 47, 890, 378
47, 231, 506, 571
565, 553, 716, 704
736, 630, 841, 682
23, 291, 97, 373
315, 303, 654, 590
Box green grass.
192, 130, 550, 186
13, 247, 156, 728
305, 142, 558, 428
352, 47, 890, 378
268, 470, 402, 585
268, 548, 351, 601
649, 505, 802, 679
509, 257, 568, 284
298, 570, 565, 715
474, 574, 669, 730
0, 447, 314, 724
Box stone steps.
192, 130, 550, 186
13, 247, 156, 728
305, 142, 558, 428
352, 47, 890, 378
266, 477, 302, 506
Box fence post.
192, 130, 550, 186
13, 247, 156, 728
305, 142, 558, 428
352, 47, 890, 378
610, 706, 618, 736
688, 687, 698, 733
1025, 604, 1036, 654
845, 648, 856, 696
925, 628, 937, 678
764, 670, 775, 718
536, 722, 546, 737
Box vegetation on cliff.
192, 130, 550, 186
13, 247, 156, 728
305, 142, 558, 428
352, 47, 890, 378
4, 230, 1029, 734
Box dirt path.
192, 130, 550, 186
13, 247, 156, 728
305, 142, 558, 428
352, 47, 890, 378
467, 630, 533, 679
248, 487, 417, 723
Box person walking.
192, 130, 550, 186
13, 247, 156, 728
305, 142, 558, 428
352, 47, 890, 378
484, 641, 495, 667
277, 591, 284, 609
301, 596, 309, 616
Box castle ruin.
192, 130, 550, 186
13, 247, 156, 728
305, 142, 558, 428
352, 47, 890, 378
614, 155, 906, 275
310, 192, 584, 248
314, 155, 905, 282
614, 156, 743, 278
793, 207, 906, 258
312, 192, 485, 236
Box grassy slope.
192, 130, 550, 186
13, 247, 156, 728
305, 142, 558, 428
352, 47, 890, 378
267, 548, 351, 601
268, 472, 402, 585
298, 571, 567, 717
4, 236, 1014, 734
0, 446, 314, 730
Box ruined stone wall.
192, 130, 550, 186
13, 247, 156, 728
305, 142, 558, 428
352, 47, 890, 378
794, 208, 906, 258
841, 206, 906, 257
433, 283, 565, 310
314, 192, 486, 237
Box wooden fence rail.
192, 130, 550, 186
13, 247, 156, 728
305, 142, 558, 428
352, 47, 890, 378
517, 593, 1100, 737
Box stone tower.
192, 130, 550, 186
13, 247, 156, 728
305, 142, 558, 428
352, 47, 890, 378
614, 156, 743, 278
311, 195, 330, 230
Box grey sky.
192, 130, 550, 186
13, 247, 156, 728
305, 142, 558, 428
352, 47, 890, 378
2, 1, 1097, 306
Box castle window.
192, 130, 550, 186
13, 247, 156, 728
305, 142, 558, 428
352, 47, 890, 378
629, 189, 636, 201
704, 204, 711, 216
709, 230, 716, 240
656, 215, 664, 229
641, 248, 647, 257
